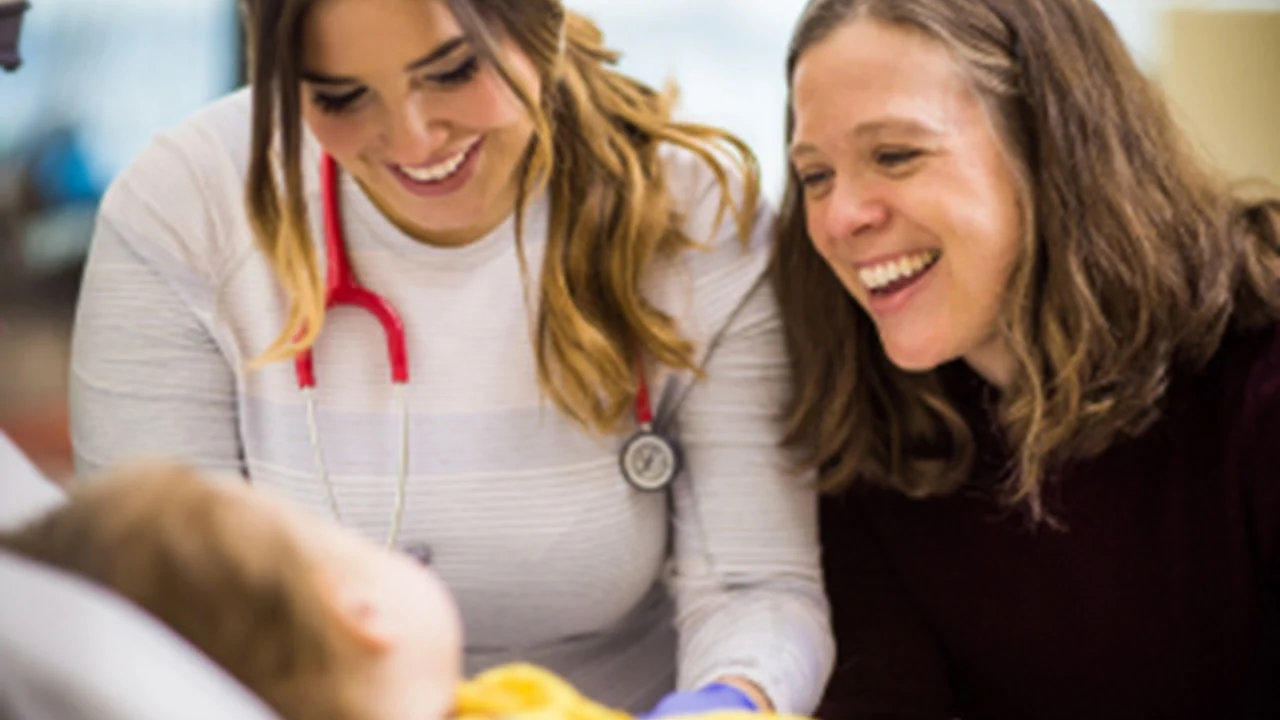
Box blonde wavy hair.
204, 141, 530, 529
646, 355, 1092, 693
240, 0, 760, 432
773, 0, 1280, 519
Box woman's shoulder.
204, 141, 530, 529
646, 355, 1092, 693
92, 88, 290, 280
648, 142, 776, 348
1234, 322, 1280, 465
162, 87, 258, 167
1214, 321, 1280, 572
1158, 321, 1280, 461
1212, 321, 1280, 423
657, 141, 762, 232
103, 88, 257, 208
653, 140, 773, 273
1174, 321, 1280, 517
657, 141, 735, 206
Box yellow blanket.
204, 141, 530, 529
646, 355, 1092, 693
456, 664, 804, 720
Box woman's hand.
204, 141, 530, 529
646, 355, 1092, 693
642, 677, 771, 718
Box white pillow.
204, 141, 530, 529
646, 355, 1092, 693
0, 549, 282, 720
0, 432, 66, 531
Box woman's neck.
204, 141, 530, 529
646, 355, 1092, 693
963, 332, 1016, 390
361, 179, 519, 249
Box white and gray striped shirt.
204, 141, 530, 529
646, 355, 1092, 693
69, 89, 833, 714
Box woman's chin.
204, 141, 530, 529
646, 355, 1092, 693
878, 332, 952, 375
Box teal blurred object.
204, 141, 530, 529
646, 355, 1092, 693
0, 0, 240, 195
28, 127, 101, 205
0, 0, 29, 71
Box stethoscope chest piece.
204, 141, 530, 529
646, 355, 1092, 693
620, 428, 681, 492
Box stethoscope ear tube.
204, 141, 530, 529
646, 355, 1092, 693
294, 154, 412, 552
303, 382, 410, 551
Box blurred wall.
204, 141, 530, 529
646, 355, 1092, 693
1159, 9, 1280, 188
573, 0, 1280, 199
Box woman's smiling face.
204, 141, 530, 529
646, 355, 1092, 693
300, 0, 541, 246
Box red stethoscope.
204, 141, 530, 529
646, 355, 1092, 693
293, 155, 682, 549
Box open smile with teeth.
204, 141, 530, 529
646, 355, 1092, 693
858, 249, 941, 295
396, 139, 479, 183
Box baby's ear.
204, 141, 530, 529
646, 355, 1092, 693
316, 569, 395, 654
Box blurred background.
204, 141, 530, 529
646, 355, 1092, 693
0, 0, 1278, 483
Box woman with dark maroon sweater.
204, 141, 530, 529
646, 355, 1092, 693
771, 0, 1280, 718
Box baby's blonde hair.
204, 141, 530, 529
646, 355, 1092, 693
0, 465, 369, 720
2, 466, 815, 720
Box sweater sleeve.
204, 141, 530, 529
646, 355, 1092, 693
69, 132, 244, 480
657, 147, 834, 714
666, 275, 835, 714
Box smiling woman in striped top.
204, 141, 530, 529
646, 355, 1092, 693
66, 0, 834, 714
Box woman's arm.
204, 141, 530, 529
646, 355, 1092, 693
70, 137, 243, 479
666, 274, 834, 715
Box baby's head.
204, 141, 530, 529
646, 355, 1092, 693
1, 463, 462, 720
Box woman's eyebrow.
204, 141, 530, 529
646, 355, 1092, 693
300, 36, 469, 85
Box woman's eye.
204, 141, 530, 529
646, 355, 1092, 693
427, 56, 480, 87
798, 169, 833, 189
874, 148, 923, 168
311, 87, 366, 115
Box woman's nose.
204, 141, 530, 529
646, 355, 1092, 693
822, 179, 890, 242
383, 99, 449, 165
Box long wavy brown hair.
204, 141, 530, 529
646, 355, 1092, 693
241, 0, 759, 432
773, 0, 1280, 517
0, 464, 367, 720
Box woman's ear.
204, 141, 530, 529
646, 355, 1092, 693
316, 569, 395, 654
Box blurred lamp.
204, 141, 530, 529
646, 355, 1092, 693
1, 0, 29, 72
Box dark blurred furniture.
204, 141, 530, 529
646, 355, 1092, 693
0, 0, 29, 71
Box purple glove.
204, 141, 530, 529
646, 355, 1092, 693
641, 683, 760, 719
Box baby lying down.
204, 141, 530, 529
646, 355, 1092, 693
0, 464, 793, 720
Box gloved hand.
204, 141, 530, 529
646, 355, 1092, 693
641, 682, 760, 718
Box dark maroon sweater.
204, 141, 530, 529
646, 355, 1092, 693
817, 323, 1280, 720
